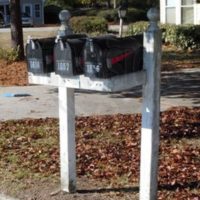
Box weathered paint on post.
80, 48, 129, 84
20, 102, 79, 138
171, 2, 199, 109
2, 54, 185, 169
140, 8, 161, 200
58, 87, 76, 192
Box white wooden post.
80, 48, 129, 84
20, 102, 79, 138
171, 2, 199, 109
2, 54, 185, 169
140, 8, 161, 200
119, 18, 123, 37
58, 86, 76, 193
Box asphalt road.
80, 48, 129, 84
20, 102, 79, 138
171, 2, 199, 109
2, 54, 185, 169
0, 68, 199, 121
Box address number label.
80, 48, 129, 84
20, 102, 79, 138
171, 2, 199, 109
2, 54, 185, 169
57, 61, 70, 71
29, 59, 40, 69
85, 62, 101, 74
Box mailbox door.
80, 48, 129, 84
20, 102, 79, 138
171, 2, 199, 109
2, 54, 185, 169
54, 41, 73, 76
106, 47, 142, 75
26, 42, 44, 74
26, 38, 55, 74
54, 37, 86, 77
84, 40, 110, 78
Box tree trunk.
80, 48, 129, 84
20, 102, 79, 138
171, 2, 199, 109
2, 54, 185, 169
10, 0, 24, 60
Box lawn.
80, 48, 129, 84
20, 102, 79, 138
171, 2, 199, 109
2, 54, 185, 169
0, 27, 57, 49
0, 107, 199, 200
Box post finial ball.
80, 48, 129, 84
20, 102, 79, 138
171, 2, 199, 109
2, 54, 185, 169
147, 8, 159, 22
59, 10, 71, 22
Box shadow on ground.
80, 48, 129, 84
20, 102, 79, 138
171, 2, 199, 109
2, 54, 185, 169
77, 180, 200, 194
109, 70, 200, 105
161, 71, 200, 104
47, 69, 200, 105
78, 186, 139, 194
159, 181, 200, 191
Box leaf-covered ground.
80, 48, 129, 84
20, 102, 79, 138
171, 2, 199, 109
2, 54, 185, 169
0, 107, 199, 199
0, 59, 28, 86
162, 46, 200, 71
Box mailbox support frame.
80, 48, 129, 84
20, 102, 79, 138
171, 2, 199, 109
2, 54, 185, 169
140, 8, 161, 200
28, 7, 161, 200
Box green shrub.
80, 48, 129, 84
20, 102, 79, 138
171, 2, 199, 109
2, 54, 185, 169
72, 7, 147, 24
161, 24, 200, 50
126, 8, 147, 23
97, 9, 118, 22
160, 24, 178, 44
127, 21, 148, 36
72, 9, 102, 17
97, 8, 147, 23
71, 9, 87, 17
128, 22, 200, 50
0, 47, 20, 63
70, 16, 108, 34
127, 0, 150, 8
85, 9, 99, 16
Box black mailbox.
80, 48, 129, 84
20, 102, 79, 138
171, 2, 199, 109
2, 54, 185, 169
26, 37, 55, 74
54, 34, 87, 77
83, 35, 143, 78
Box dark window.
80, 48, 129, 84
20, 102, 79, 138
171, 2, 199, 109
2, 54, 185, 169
6, 5, 10, 15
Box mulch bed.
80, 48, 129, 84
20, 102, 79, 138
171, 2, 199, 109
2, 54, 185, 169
0, 60, 28, 86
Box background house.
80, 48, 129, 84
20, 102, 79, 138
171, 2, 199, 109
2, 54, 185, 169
0, 0, 45, 26
160, 0, 200, 25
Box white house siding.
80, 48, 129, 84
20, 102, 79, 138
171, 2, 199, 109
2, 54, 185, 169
160, 0, 200, 25
194, 4, 200, 24
160, 0, 166, 23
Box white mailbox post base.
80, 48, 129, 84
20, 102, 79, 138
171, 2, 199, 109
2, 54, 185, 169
28, 8, 161, 200
58, 87, 76, 192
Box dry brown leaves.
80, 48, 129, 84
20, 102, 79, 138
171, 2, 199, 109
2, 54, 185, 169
0, 107, 200, 199
0, 60, 28, 86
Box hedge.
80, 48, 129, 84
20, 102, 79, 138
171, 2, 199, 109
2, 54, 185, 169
126, 8, 147, 23
97, 8, 147, 23
127, 22, 200, 50
126, 21, 148, 36
161, 24, 200, 50
70, 16, 108, 34
97, 9, 118, 22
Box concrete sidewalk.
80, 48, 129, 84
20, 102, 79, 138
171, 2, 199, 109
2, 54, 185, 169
0, 194, 18, 200
0, 68, 199, 121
